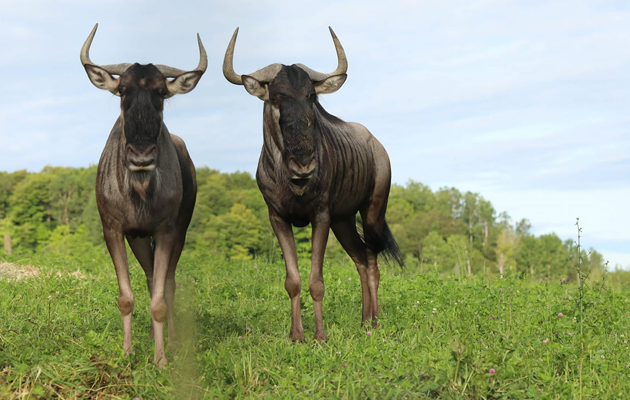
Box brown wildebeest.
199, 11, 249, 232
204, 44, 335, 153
80, 24, 206, 366
223, 27, 403, 342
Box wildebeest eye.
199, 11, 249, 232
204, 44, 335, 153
271, 94, 282, 106
118, 86, 125, 95
307, 93, 316, 101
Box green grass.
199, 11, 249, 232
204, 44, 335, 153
1, 251, 629, 399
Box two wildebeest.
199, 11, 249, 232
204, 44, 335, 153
82, 24, 401, 365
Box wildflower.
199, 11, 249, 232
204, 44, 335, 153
245, 327, 251, 333
489, 317, 494, 320
254, 265, 258, 269
377, 263, 381, 268
342, 362, 347, 367
489, 368, 496, 374
367, 331, 372, 336
238, 336, 243, 340
562, 278, 567, 283
499, 288, 503, 292
563, 297, 567, 300
536, 309, 539, 312
568, 332, 573, 336
558, 313, 564, 317
348, 278, 352, 281
543, 339, 550, 344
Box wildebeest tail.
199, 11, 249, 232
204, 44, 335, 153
361, 219, 404, 267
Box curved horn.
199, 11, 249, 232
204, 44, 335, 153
80, 23, 132, 75
223, 28, 285, 85
156, 33, 208, 78
223, 27, 243, 85
297, 26, 348, 82
80, 23, 98, 66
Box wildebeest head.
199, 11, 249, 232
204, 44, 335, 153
81, 24, 207, 172
222, 27, 348, 181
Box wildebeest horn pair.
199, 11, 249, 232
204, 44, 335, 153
81, 23, 207, 97
222, 26, 348, 85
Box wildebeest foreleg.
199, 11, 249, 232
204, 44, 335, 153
103, 229, 134, 355
151, 233, 177, 367
269, 212, 304, 342
331, 217, 372, 325
127, 236, 155, 339
310, 214, 330, 341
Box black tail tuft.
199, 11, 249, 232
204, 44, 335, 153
361, 219, 404, 267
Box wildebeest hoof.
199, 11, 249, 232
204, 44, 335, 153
290, 330, 305, 342
155, 356, 168, 369
314, 331, 327, 342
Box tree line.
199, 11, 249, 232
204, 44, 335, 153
0, 166, 611, 281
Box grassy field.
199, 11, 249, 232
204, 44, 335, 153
1, 250, 629, 399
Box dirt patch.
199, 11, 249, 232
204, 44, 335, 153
0, 262, 40, 281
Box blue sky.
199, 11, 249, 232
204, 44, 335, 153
1, 0, 628, 268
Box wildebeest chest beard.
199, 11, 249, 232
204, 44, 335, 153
128, 170, 157, 204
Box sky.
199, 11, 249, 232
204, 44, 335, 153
0, 0, 628, 268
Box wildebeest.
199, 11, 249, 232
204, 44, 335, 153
223, 27, 403, 341
80, 24, 206, 366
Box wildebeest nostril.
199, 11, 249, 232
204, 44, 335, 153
288, 158, 315, 178
127, 144, 157, 169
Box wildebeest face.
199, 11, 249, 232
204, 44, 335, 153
269, 66, 318, 179
84, 61, 204, 172
242, 65, 347, 180
118, 64, 167, 172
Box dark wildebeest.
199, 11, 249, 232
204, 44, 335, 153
80, 24, 206, 366
223, 27, 403, 342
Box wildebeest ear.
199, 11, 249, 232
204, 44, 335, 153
242, 75, 269, 101
84, 64, 120, 95
166, 71, 204, 97
314, 74, 347, 94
